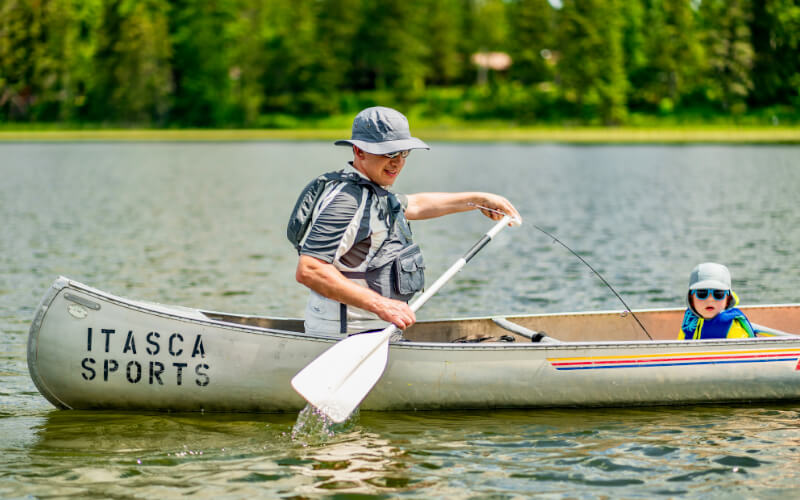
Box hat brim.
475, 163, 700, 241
689, 280, 730, 290
334, 137, 430, 155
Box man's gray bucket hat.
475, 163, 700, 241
335, 106, 430, 155
688, 262, 732, 290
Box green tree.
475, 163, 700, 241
635, 0, 704, 112
168, 0, 238, 126
620, 0, 648, 109
0, 0, 41, 121
258, 0, 328, 115
225, 0, 269, 126
354, 0, 429, 94
470, 0, 510, 52
0, 0, 102, 122
56, 0, 105, 122
699, 0, 754, 113
557, 0, 628, 124
508, 0, 555, 85
314, 0, 362, 94
91, 0, 173, 124
422, 0, 464, 85
750, 0, 800, 106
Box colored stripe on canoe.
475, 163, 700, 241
549, 348, 800, 371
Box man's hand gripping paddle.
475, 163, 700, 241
291, 214, 519, 423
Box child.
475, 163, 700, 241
679, 262, 755, 340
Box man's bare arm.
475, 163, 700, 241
404, 192, 520, 222
295, 255, 416, 329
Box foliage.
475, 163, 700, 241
557, 0, 628, 125
699, 0, 755, 114
0, 0, 798, 127
508, 0, 555, 85
631, 0, 704, 113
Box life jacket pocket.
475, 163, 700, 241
393, 244, 425, 297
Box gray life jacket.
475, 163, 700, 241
288, 170, 425, 303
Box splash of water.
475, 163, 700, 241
290, 404, 359, 446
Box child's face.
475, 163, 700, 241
691, 290, 728, 319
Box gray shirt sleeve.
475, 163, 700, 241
300, 184, 362, 263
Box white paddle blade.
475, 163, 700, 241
291, 329, 393, 422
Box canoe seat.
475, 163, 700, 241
491, 317, 563, 343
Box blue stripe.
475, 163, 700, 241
554, 357, 798, 370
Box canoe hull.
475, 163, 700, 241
28, 278, 800, 413
29, 279, 320, 412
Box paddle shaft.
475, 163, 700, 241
406, 215, 512, 315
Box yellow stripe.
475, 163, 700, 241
548, 347, 800, 362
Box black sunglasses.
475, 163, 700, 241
692, 289, 729, 300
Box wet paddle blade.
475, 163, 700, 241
291, 328, 393, 423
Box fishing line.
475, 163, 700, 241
467, 203, 654, 340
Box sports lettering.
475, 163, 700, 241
81, 328, 210, 387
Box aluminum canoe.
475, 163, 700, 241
27, 277, 800, 413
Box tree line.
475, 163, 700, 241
1, 0, 798, 127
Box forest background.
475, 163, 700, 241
1, 0, 798, 131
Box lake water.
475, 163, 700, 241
2, 142, 799, 498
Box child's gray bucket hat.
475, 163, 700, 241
688, 262, 732, 290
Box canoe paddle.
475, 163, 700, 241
291, 214, 517, 423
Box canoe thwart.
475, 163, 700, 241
752, 322, 799, 337
491, 317, 562, 343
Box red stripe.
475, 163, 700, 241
551, 352, 800, 367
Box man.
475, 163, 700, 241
293, 106, 520, 336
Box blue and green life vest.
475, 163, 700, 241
678, 291, 755, 340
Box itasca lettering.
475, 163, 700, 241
81, 328, 210, 386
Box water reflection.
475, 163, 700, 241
23, 410, 302, 498
23, 409, 414, 497
6, 403, 800, 498
293, 430, 412, 493
287, 405, 415, 493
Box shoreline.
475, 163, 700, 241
1, 126, 799, 144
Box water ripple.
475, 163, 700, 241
3, 143, 800, 498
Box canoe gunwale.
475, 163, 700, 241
46, 276, 341, 343
33, 276, 800, 352
395, 335, 800, 351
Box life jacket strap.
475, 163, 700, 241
339, 303, 348, 334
